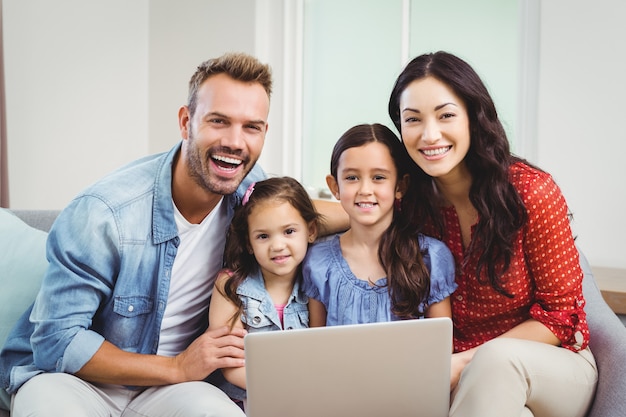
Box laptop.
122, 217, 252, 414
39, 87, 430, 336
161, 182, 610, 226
244, 317, 452, 417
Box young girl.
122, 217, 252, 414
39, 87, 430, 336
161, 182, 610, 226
387, 51, 597, 416
303, 123, 457, 326
208, 176, 322, 401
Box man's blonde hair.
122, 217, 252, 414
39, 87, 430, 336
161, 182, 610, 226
187, 52, 273, 117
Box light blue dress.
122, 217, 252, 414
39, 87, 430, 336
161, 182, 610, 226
302, 234, 457, 325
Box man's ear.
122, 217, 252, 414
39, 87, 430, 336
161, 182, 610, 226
326, 174, 340, 200
396, 173, 409, 199
178, 105, 191, 140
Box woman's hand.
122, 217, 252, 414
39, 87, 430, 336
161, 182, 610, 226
450, 349, 475, 391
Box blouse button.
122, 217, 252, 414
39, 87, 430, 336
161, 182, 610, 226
253, 316, 262, 324
128, 305, 134, 312
456, 295, 463, 301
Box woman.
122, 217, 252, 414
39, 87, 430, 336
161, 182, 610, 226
388, 51, 597, 417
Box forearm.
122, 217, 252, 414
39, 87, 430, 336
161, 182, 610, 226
75, 326, 247, 386
75, 340, 182, 386
498, 318, 560, 346
313, 199, 348, 235
223, 366, 247, 390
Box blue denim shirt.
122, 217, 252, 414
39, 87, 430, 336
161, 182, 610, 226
0, 142, 265, 395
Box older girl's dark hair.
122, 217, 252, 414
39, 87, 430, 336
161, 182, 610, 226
219, 176, 322, 327
388, 51, 529, 296
330, 123, 430, 318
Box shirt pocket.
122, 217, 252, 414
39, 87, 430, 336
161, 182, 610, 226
108, 295, 154, 349
241, 299, 275, 332
284, 308, 309, 329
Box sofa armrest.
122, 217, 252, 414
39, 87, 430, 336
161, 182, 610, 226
579, 249, 626, 417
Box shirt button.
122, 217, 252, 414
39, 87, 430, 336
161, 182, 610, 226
128, 305, 134, 312
253, 316, 261, 324
456, 295, 463, 301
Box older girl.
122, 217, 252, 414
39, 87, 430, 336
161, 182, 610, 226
303, 123, 456, 326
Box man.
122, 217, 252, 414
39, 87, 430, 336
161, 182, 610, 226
1, 52, 273, 416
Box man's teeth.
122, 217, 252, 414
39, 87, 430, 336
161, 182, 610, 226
213, 155, 242, 165
422, 147, 450, 156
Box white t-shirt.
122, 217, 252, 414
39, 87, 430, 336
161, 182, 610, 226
157, 198, 228, 356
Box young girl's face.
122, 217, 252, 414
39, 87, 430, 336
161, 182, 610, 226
247, 200, 316, 281
398, 76, 471, 181
327, 141, 405, 229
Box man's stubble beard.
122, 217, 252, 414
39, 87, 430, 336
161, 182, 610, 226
185, 130, 254, 196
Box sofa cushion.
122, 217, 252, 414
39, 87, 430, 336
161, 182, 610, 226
0, 209, 49, 410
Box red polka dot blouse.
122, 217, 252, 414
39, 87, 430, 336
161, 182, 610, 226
426, 162, 589, 353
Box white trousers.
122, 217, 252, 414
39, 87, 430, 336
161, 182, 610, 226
11, 373, 245, 417
450, 338, 598, 417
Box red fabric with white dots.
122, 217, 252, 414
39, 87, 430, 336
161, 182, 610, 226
428, 162, 588, 353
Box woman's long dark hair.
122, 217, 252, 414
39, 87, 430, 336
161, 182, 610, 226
388, 51, 530, 296
219, 176, 323, 327
330, 123, 430, 317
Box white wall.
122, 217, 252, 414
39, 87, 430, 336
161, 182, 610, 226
536, 0, 626, 268
4, 0, 149, 209
3, 0, 625, 268
3, 0, 261, 210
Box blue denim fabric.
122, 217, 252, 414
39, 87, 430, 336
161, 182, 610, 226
302, 233, 457, 325
238, 269, 309, 332
213, 268, 309, 401
0, 142, 266, 395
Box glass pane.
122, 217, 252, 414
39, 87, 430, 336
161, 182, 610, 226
302, 0, 403, 194
301, 0, 521, 194
408, 0, 520, 147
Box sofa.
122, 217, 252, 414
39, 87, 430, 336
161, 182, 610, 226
1, 208, 625, 416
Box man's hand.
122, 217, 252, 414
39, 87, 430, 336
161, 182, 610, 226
173, 326, 247, 382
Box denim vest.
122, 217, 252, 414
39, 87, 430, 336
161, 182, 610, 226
215, 268, 309, 400
239, 269, 309, 332
0, 142, 266, 394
